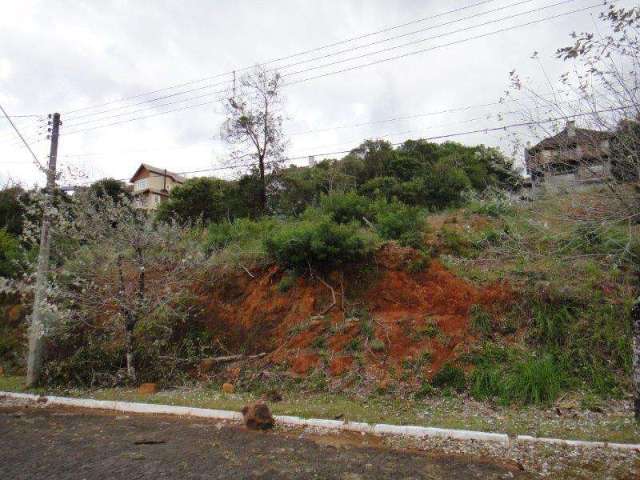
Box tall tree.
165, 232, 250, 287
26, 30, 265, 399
221, 66, 287, 214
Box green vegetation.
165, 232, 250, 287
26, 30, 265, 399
431, 363, 466, 391
0, 229, 24, 278
0, 133, 636, 411
276, 272, 296, 293
265, 216, 378, 272
469, 304, 492, 336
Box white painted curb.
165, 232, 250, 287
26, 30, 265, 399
2, 391, 639, 451
516, 435, 640, 451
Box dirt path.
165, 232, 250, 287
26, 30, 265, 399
0, 400, 529, 479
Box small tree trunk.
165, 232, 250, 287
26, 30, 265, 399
124, 321, 136, 382
258, 155, 266, 214
632, 295, 640, 422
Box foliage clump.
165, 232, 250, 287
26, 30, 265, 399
265, 217, 378, 272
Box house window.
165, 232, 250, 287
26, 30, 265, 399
135, 179, 148, 191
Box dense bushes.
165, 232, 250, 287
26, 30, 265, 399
206, 217, 279, 251
157, 177, 252, 224
265, 217, 378, 271
319, 191, 369, 224
0, 229, 24, 278
205, 192, 427, 271
154, 139, 521, 226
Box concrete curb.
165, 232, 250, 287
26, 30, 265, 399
2, 391, 639, 451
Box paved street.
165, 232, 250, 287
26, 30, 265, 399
0, 400, 529, 479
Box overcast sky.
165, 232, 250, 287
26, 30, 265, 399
0, 0, 634, 187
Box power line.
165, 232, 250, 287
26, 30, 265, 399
62, 0, 500, 117
61, 0, 571, 131
62, 104, 628, 188
61, 0, 535, 125
58, 3, 598, 138
57, 91, 584, 159
5, 114, 42, 118
286, 2, 601, 86
0, 103, 46, 172
284, 0, 577, 79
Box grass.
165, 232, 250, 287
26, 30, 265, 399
2, 375, 639, 444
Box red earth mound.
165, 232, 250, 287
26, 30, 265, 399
196, 244, 513, 388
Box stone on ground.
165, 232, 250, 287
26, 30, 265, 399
241, 402, 275, 430
222, 383, 235, 394
137, 383, 158, 395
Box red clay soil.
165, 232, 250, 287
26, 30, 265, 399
196, 244, 513, 387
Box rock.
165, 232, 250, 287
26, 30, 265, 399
222, 383, 235, 394
137, 383, 158, 395
241, 402, 274, 430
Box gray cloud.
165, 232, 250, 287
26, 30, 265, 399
1, 0, 634, 185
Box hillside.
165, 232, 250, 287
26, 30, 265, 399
1, 184, 637, 408
179, 187, 637, 403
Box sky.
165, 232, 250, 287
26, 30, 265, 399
0, 0, 634, 187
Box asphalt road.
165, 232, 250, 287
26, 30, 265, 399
0, 401, 530, 479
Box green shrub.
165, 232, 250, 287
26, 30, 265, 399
415, 381, 436, 399
431, 363, 466, 391
319, 192, 369, 224
417, 318, 440, 338
359, 176, 400, 200
311, 336, 327, 349
360, 318, 374, 340
206, 217, 279, 252
438, 227, 473, 257
406, 253, 430, 273
470, 364, 503, 400
277, 272, 296, 293
368, 199, 426, 248
0, 229, 24, 278
469, 349, 565, 405
503, 354, 564, 405
466, 190, 514, 217
469, 304, 492, 336
422, 159, 472, 209
345, 338, 362, 352
370, 338, 385, 352
156, 177, 250, 225
265, 217, 378, 271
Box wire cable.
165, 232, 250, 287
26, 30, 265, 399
62, 0, 534, 124
59, 3, 598, 138
63, 0, 500, 117
61, 104, 628, 188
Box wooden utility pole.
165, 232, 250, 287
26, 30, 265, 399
26, 112, 61, 387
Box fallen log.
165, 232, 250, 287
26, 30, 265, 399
202, 352, 267, 365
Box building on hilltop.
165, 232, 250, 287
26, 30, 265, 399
524, 120, 613, 191
129, 163, 185, 210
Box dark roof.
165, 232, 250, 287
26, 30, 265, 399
130, 163, 186, 183
528, 126, 612, 153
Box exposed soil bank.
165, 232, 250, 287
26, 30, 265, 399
197, 244, 512, 387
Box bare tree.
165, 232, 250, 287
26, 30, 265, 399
221, 66, 287, 214
54, 190, 204, 382
507, 3, 640, 419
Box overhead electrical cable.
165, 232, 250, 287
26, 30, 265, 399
61, 104, 628, 188
58, 3, 598, 138
62, 0, 535, 124
62, 0, 573, 130
62, 0, 500, 116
